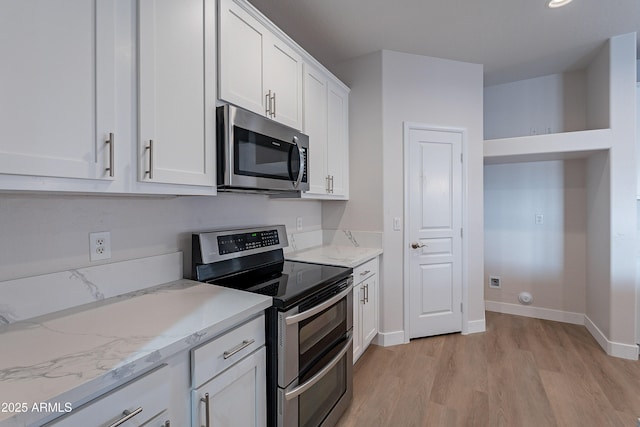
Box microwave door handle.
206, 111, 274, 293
292, 136, 304, 189
284, 334, 353, 400
285, 284, 352, 325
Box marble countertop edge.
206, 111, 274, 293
285, 245, 383, 268
0, 280, 272, 427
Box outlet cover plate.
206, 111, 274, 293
489, 275, 501, 289
89, 231, 111, 261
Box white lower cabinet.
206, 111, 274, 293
191, 315, 267, 427
353, 257, 379, 363
46, 365, 171, 426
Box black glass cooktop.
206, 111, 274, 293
209, 260, 352, 310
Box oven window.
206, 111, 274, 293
234, 126, 302, 181
298, 355, 346, 427
298, 298, 347, 375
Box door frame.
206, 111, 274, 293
402, 122, 469, 343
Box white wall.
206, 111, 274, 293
0, 193, 321, 281
484, 72, 587, 140
586, 152, 611, 336
607, 33, 637, 347
329, 50, 484, 339
586, 42, 611, 130
324, 51, 383, 231
484, 160, 587, 314
380, 50, 484, 335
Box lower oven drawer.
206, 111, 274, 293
278, 333, 353, 427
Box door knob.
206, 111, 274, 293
411, 242, 426, 249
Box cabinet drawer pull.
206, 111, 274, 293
200, 393, 210, 427
359, 270, 371, 276
365, 283, 369, 303
105, 132, 114, 177
223, 339, 255, 359
145, 140, 154, 179
108, 407, 143, 427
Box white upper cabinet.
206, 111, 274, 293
0, 0, 116, 181
303, 65, 329, 195
138, 0, 216, 187
218, 0, 302, 130
326, 82, 349, 198
302, 64, 349, 199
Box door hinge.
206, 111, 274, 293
460, 302, 463, 313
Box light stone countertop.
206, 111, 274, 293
0, 279, 271, 427
285, 245, 383, 268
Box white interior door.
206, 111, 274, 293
407, 127, 463, 339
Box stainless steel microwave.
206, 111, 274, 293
216, 105, 309, 193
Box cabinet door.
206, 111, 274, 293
326, 82, 349, 198
263, 37, 303, 129
352, 282, 363, 361
138, 0, 215, 187
302, 65, 328, 195
194, 348, 266, 427
0, 0, 116, 181
361, 275, 378, 347
218, 0, 266, 116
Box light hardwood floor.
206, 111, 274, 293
336, 312, 640, 427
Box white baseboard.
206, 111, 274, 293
463, 319, 486, 335
485, 300, 585, 325
584, 316, 639, 360
374, 330, 406, 347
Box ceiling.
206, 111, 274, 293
247, 0, 640, 86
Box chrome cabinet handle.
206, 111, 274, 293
145, 140, 154, 179
223, 339, 255, 359
272, 92, 276, 117
411, 242, 426, 249
365, 283, 369, 303
164, 421, 171, 427
200, 393, 210, 427
265, 90, 271, 117
108, 407, 143, 427
360, 270, 371, 277
286, 281, 353, 325
105, 132, 114, 177
285, 335, 353, 400
329, 175, 334, 193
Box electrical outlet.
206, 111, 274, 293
489, 275, 501, 289
89, 231, 111, 261
535, 214, 544, 225
296, 217, 303, 231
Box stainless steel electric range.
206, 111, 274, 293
192, 225, 353, 427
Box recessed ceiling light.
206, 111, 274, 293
547, 0, 573, 8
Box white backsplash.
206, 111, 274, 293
323, 230, 383, 248
0, 253, 182, 324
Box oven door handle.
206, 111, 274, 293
284, 334, 353, 401
285, 283, 352, 325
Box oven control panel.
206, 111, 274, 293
194, 225, 288, 264
217, 229, 281, 255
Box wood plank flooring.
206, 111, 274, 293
336, 312, 640, 427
